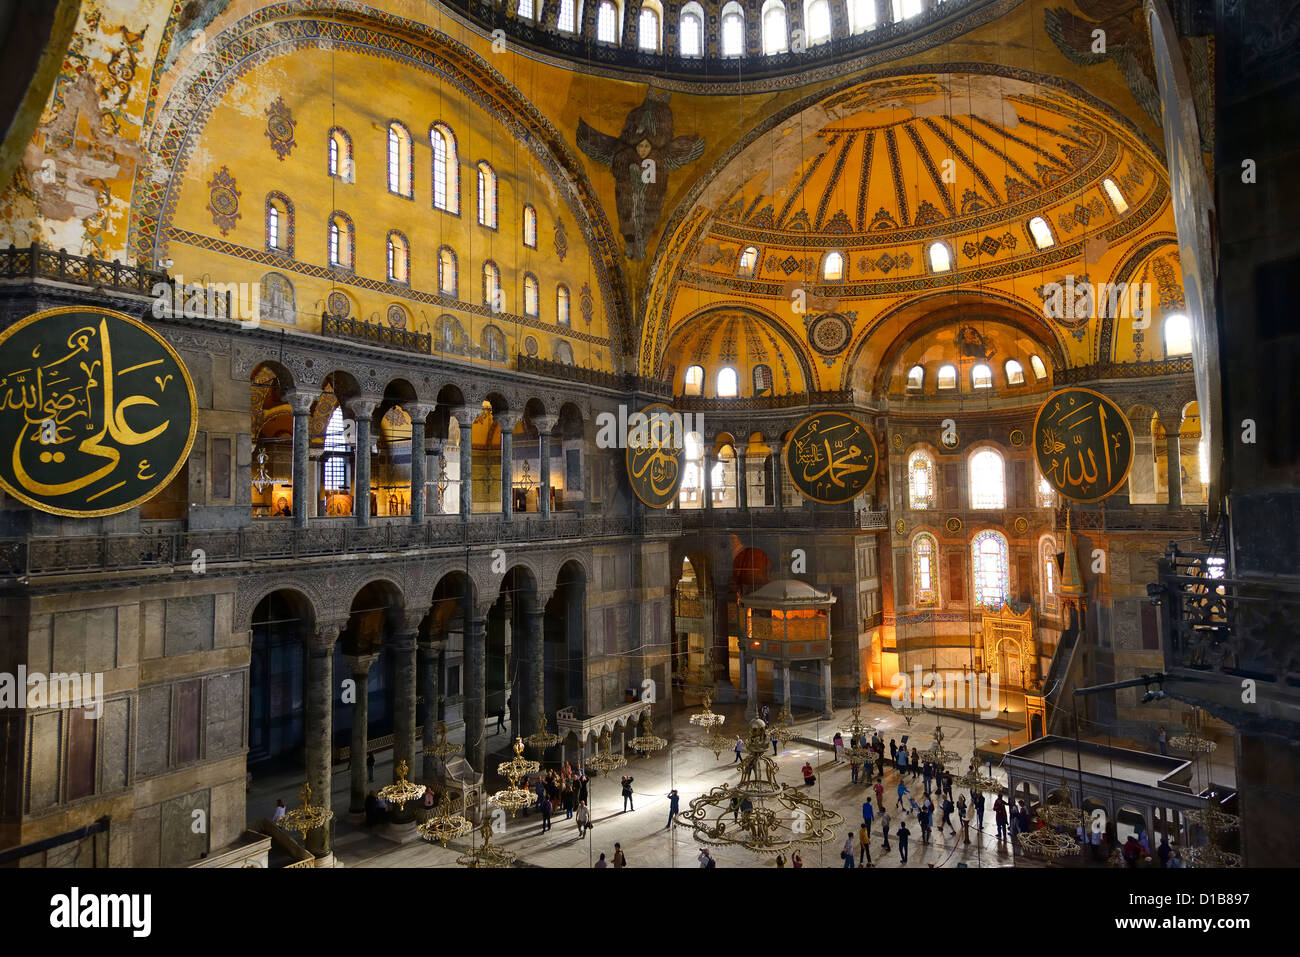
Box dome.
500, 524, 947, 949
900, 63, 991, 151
741, 579, 836, 609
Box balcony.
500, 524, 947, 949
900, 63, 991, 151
321, 313, 430, 355
679, 507, 886, 531
1054, 504, 1206, 534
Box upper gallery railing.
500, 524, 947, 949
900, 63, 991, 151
0, 243, 168, 295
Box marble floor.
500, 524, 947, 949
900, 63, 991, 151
248, 700, 1056, 868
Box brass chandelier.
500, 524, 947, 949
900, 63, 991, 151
629, 712, 668, 758
954, 757, 1005, 797
377, 760, 427, 810
1183, 793, 1241, 867
1038, 778, 1086, 829
424, 720, 463, 763
585, 728, 628, 776
675, 719, 844, 855
1017, 826, 1081, 859
489, 738, 539, 818
699, 722, 734, 760
456, 820, 516, 868
689, 691, 726, 729
840, 706, 874, 765
523, 709, 561, 753
921, 726, 961, 766
1169, 709, 1218, 754
277, 781, 334, 841
418, 792, 474, 848
768, 706, 798, 745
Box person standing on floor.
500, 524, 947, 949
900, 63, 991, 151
576, 800, 592, 837
539, 795, 553, 834
841, 833, 855, 868
734, 736, 744, 763
973, 791, 985, 830
879, 805, 891, 852
850, 759, 860, 784
698, 848, 716, 868
889, 738, 898, 763
273, 798, 287, 821
896, 820, 911, 863
873, 780, 884, 808
593, 852, 607, 868
861, 797, 874, 837
666, 788, 680, 829
612, 842, 627, 868
858, 821, 873, 866
910, 747, 921, 777
833, 732, 844, 763
792, 850, 803, 868
771, 730, 780, 756
366, 751, 375, 783
994, 795, 1008, 841
896, 780, 910, 809
621, 775, 635, 812
1157, 725, 1168, 756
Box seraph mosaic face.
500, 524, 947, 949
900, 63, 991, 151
785, 411, 877, 504
1033, 387, 1134, 504
625, 403, 685, 509
0, 307, 197, 517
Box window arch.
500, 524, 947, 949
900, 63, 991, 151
482, 261, 502, 311
556, 284, 571, 326
683, 365, 705, 396
972, 363, 993, 389
912, 533, 938, 605
386, 230, 409, 283
762, 0, 788, 54
477, 161, 498, 228
908, 449, 935, 509
848, 0, 876, 32
969, 448, 1006, 509
1028, 216, 1055, 249
1103, 178, 1128, 214
265, 193, 293, 254
1005, 359, 1025, 385
738, 245, 759, 277
679, 3, 704, 56
638, 5, 660, 50
971, 530, 1009, 609
523, 273, 540, 317
804, 0, 831, 45
936, 364, 957, 390
430, 124, 460, 214
437, 247, 458, 297
928, 241, 952, 273
327, 127, 353, 181
680, 431, 703, 507
596, 0, 618, 42
558, 0, 577, 32
716, 367, 739, 397
1030, 354, 1048, 380
1036, 467, 1055, 507
1041, 537, 1058, 609
753, 364, 773, 395
387, 122, 413, 197
1163, 313, 1192, 356
522, 204, 538, 248
327, 212, 354, 269
906, 365, 924, 390
720, 2, 745, 56
822, 250, 844, 281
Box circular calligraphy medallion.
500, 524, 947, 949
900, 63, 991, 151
0, 307, 198, 517
807, 313, 852, 356
625, 402, 685, 509
1014, 516, 1029, 534
945, 517, 963, 534
1033, 387, 1134, 504
784, 411, 877, 505
1009, 429, 1025, 448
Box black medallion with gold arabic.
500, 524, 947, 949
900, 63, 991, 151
785, 411, 877, 505
1033, 387, 1133, 504
625, 402, 685, 509
0, 307, 198, 517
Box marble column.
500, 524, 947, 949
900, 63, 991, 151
407, 404, 434, 523
702, 450, 714, 511
496, 412, 522, 519
736, 450, 749, 510
464, 611, 487, 772
425, 440, 442, 517
783, 665, 792, 710
452, 406, 477, 520
772, 444, 786, 518
419, 638, 441, 782
304, 622, 342, 856
534, 414, 558, 519
285, 389, 317, 529
1165, 433, 1183, 508
345, 652, 379, 817
522, 593, 546, 735
391, 626, 419, 777
746, 659, 758, 719
822, 660, 834, 720
348, 398, 378, 527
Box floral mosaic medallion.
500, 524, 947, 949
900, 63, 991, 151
807, 313, 852, 357
265, 97, 297, 160
206, 166, 241, 235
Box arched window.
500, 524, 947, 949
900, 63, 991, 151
559, 0, 577, 32
969, 448, 1006, 509
913, 534, 938, 605
822, 250, 844, 281
596, 1, 618, 42
971, 530, 1009, 608
720, 2, 745, 56
386, 231, 409, 283
556, 284, 571, 326
972, 363, 993, 389
327, 127, 353, 181
849, 0, 876, 32
477, 161, 498, 228
679, 3, 704, 56
753, 364, 773, 395
387, 122, 413, 197
805, 0, 831, 45
738, 245, 759, 277
717, 367, 739, 397
522, 204, 537, 248
683, 365, 705, 396
483, 261, 502, 310
266, 193, 292, 254
1041, 537, 1058, 608
1028, 216, 1055, 249
1103, 178, 1128, 214
1030, 354, 1048, 380
1036, 468, 1055, 507
1164, 313, 1192, 356
523, 273, 540, 316
437, 247, 458, 297
762, 0, 788, 54
327, 212, 353, 269
680, 432, 703, 507
1005, 359, 1025, 385
892, 0, 923, 19
638, 6, 660, 50
928, 241, 952, 272
430, 124, 460, 214
323, 407, 350, 492
906, 365, 924, 390
518, 0, 534, 18
936, 364, 957, 390
908, 449, 935, 509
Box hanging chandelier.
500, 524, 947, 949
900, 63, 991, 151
699, 722, 734, 760
921, 726, 961, 766
377, 760, 426, 810
768, 706, 798, 745
954, 757, 1005, 797
1038, 778, 1086, 829
1183, 794, 1239, 836
423, 720, 463, 763
689, 691, 725, 729
1184, 841, 1242, 868
277, 781, 334, 841
498, 737, 541, 782
1169, 709, 1218, 753
675, 719, 843, 855
841, 706, 874, 765
489, 738, 539, 818
523, 709, 561, 753
585, 728, 627, 776
1017, 827, 1081, 859
418, 792, 474, 848
456, 820, 516, 868
629, 712, 668, 758
895, 697, 925, 728
251, 446, 277, 494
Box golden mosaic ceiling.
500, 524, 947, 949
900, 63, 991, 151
663, 309, 810, 398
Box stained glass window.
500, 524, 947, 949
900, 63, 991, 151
971, 530, 1009, 608
908, 449, 934, 509
913, 534, 937, 605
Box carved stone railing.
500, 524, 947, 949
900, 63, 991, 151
321, 313, 431, 355
679, 507, 873, 530
674, 389, 855, 412
1054, 504, 1205, 533
858, 509, 889, 530
0, 242, 168, 296
516, 353, 671, 396
1056, 357, 1194, 383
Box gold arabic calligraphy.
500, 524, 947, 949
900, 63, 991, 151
1035, 388, 1132, 503
787, 413, 876, 504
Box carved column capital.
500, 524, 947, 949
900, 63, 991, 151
306, 620, 346, 652
285, 389, 319, 415
405, 402, 437, 424
345, 652, 380, 676
450, 405, 481, 428
495, 411, 523, 432
346, 397, 380, 420
532, 414, 559, 435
